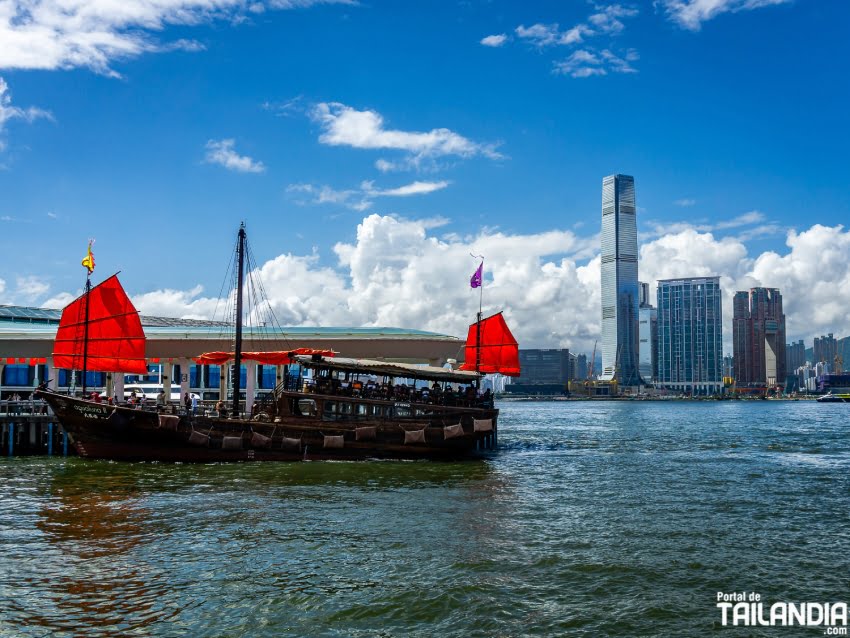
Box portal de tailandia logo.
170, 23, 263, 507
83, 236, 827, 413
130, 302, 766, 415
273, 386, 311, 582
718, 592, 848, 634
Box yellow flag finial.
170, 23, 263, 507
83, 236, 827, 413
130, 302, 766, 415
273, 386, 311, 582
81, 240, 95, 275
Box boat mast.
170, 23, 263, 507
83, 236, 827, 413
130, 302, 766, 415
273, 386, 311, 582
232, 223, 246, 417
81, 276, 92, 396
475, 261, 483, 388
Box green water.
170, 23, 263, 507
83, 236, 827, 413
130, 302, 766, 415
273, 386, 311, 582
1, 401, 849, 636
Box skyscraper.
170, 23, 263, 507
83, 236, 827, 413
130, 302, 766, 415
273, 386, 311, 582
733, 287, 786, 388
813, 333, 837, 367
638, 281, 657, 384
600, 174, 641, 385
656, 277, 723, 395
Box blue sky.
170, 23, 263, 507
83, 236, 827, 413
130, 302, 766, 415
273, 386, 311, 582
1, 0, 848, 351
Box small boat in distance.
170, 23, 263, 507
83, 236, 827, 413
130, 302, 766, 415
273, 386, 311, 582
37, 225, 521, 461
816, 392, 850, 403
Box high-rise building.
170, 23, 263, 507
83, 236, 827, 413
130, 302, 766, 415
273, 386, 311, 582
576, 354, 588, 380
638, 281, 657, 384
600, 174, 641, 386
813, 333, 837, 367
656, 277, 723, 395
786, 339, 806, 373
732, 287, 786, 387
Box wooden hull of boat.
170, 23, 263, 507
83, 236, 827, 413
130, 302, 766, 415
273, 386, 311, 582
37, 391, 498, 462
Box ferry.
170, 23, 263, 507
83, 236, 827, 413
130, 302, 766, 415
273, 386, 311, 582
816, 392, 850, 403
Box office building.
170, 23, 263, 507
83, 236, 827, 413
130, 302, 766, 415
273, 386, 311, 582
656, 276, 723, 395
600, 174, 641, 386
638, 282, 657, 384
732, 287, 786, 388
813, 333, 837, 367
576, 354, 588, 381
786, 339, 806, 374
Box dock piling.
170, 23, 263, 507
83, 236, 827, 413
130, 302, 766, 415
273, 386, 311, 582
48, 422, 54, 456
7, 422, 13, 457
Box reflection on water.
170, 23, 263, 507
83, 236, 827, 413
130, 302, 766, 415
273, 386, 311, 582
2, 401, 849, 636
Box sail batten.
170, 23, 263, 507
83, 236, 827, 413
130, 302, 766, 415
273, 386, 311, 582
459, 312, 521, 377
52, 274, 148, 375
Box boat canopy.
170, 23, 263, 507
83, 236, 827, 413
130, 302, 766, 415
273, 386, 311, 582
458, 312, 521, 377
53, 274, 149, 374
194, 348, 336, 366
292, 355, 481, 384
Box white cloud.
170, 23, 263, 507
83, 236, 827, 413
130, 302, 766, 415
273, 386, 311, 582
673, 198, 697, 207
360, 180, 449, 197
311, 102, 503, 169
480, 34, 508, 47
659, 0, 792, 31
204, 139, 265, 173
588, 4, 639, 34
0, 77, 52, 147
13, 217, 850, 356
0, 0, 356, 75
287, 179, 450, 211
515, 23, 562, 46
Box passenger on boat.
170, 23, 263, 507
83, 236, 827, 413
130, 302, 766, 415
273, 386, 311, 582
215, 399, 228, 418
157, 389, 166, 407
183, 392, 191, 414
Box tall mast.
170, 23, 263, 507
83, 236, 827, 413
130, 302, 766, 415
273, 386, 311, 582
81, 275, 92, 396
232, 222, 246, 417
475, 261, 483, 388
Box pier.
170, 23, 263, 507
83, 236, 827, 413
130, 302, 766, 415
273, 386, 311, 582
0, 400, 70, 457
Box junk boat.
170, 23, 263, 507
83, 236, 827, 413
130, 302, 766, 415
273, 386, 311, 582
36, 225, 521, 462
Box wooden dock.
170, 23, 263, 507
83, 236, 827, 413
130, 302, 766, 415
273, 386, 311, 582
0, 401, 71, 456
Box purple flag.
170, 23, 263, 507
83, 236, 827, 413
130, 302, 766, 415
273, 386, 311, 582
470, 262, 483, 289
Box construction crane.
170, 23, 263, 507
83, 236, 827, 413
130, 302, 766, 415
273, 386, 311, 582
589, 340, 597, 379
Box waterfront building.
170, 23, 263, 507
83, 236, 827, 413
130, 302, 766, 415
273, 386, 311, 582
515, 349, 572, 384
638, 282, 658, 384
723, 354, 734, 380
656, 277, 723, 395
504, 348, 571, 395
0, 304, 463, 403
786, 339, 806, 373
600, 174, 641, 386
732, 287, 786, 388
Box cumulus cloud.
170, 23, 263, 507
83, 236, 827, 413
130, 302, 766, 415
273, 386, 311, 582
0, 0, 356, 76
480, 34, 508, 47
10, 217, 850, 356
310, 102, 503, 170
659, 0, 792, 31
204, 139, 265, 173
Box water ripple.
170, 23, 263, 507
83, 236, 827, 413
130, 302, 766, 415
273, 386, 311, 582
1, 401, 849, 636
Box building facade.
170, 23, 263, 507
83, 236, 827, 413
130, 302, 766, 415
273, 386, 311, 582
515, 349, 572, 384
786, 339, 806, 374
656, 277, 723, 395
638, 282, 658, 384
732, 287, 787, 388
813, 333, 837, 368
600, 174, 641, 386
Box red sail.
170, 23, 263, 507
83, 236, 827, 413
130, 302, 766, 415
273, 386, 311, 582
459, 312, 521, 377
53, 274, 148, 374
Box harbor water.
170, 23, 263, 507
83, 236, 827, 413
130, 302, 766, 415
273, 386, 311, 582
1, 401, 849, 636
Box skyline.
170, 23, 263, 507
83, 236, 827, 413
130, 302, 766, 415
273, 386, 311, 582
1, 0, 849, 353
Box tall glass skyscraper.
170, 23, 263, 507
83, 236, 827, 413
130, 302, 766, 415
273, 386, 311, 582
600, 174, 641, 385
656, 277, 723, 395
